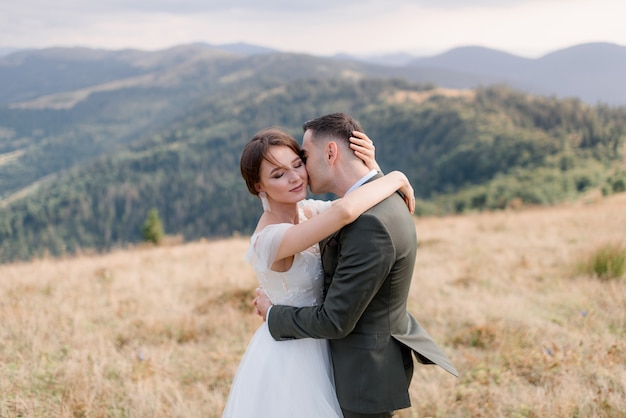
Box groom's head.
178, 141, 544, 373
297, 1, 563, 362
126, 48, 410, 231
301, 113, 370, 197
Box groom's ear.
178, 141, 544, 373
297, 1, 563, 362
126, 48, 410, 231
326, 141, 338, 165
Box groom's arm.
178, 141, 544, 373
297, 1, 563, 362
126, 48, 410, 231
266, 213, 395, 340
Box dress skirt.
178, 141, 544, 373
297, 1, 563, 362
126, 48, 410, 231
222, 322, 343, 417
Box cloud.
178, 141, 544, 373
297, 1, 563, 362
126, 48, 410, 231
0, 0, 623, 57
3, 0, 545, 16
3, 0, 367, 15
110, 0, 503, 13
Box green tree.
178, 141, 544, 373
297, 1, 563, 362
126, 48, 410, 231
142, 208, 164, 245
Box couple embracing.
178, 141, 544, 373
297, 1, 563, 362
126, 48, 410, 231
223, 113, 458, 417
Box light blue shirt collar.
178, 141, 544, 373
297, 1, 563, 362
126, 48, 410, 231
345, 170, 378, 195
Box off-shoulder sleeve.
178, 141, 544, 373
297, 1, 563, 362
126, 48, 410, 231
298, 199, 333, 217
245, 223, 293, 272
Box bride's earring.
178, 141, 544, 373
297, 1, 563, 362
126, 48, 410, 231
259, 192, 271, 212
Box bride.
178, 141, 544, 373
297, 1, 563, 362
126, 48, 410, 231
222, 127, 414, 417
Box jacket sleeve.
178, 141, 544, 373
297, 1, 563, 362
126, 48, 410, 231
267, 213, 395, 340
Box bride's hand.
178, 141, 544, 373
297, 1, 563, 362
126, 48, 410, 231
350, 131, 381, 172
402, 186, 416, 215
254, 288, 273, 321
393, 171, 416, 214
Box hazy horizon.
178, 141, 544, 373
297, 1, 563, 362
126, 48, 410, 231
2, 0, 625, 59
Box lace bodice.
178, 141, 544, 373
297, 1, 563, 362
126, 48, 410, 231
245, 199, 332, 307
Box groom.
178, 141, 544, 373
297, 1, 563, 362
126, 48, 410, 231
255, 113, 458, 417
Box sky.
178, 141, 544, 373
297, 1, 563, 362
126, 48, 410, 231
1, 0, 625, 58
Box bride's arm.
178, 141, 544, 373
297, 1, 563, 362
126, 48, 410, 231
274, 170, 414, 261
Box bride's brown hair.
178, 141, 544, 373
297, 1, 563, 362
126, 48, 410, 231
240, 128, 303, 195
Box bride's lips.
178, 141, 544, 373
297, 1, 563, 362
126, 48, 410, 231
290, 184, 304, 193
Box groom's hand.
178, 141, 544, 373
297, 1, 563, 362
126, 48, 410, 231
253, 288, 272, 321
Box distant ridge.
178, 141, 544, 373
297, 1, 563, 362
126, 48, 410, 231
406, 46, 533, 77
2, 42, 625, 104
333, 52, 417, 67
402, 42, 626, 105
0, 47, 20, 57
214, 42, 278, 56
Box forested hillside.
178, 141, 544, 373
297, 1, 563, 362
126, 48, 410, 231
1, 75, 625, 263
2, 45, 471, 201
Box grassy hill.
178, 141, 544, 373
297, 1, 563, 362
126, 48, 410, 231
1, 192, 624, 417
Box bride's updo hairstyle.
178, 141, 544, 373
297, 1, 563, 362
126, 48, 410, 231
240, 128, 303, 196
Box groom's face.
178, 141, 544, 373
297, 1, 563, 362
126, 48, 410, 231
301, 129, 327, 195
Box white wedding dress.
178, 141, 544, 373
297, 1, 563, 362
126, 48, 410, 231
222, 200, 342, 418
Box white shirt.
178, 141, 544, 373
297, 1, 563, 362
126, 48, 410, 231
345, 169, 379, 196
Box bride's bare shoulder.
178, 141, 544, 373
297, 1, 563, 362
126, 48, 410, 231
253, 212, 288, 234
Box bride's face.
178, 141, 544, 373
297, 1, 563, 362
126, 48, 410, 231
257, 146, 308, 205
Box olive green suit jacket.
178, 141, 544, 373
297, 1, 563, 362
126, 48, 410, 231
268, 175, 458, 414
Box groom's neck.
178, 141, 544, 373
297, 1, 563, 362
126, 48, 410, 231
333, 164, 372, 197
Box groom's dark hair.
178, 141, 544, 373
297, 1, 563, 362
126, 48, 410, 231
302, 113, 363, 146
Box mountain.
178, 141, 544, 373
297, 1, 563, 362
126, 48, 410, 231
0, 44, 240, 104
215, 42, 278, 55
6, 41, 624, 108
0, 44, 494, 106
404, 42, 626, 105
0, 44, 625, 263
0, 47, 20, 57
333, 52, 417, 67
0, 45, 525, 204
407, 46, 533, 77
528, 43, 626, 105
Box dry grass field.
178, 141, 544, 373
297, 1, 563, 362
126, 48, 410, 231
1, 193, 625, 417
